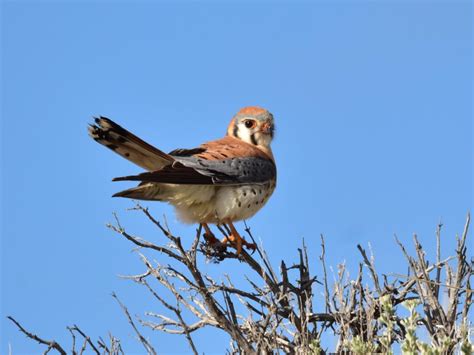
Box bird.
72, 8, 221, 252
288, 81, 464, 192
88, 106, 277, 254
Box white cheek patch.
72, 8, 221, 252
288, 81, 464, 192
236, 123, 254, 145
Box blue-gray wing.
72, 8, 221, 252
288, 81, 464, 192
113, 156, 276, 185
175, 156, 276, 184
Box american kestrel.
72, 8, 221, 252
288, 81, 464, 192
88, 106, 276, 254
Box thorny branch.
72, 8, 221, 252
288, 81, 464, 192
7, 206, 473, 354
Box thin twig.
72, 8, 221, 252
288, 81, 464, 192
112, 293, 157, 355
7, 316, 67, 355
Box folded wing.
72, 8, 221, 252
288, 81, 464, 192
113, 156, 276, 185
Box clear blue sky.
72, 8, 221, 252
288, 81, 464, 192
1, 1, 472, 354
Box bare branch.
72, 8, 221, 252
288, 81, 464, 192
7, 316, 67, 355
69, 325, 100, 355
9, 207, 472, 354
112, 292, 157, 355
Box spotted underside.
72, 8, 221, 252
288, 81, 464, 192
122, 181, 277, 224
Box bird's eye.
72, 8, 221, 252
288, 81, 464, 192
244, 120, 256, 129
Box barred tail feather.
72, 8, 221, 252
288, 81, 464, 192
88, 116, 174, 171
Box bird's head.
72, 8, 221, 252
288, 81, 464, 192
227, 106, 275, 150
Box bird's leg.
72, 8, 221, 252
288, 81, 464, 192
202, 223, 220, 245
221, 222, 256, 255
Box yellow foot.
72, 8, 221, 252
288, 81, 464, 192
221, 222, 256, 255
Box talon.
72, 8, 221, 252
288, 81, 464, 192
220, 235, 242, 255
202, 223, 225, 250
246, 242, 257, 253
203, 232, 219, 245
222, 222, 255, 256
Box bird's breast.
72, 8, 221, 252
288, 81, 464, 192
169, 180, 276, 224
213, 180, 276, 222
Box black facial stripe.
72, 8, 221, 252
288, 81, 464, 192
250, 133, 258, 145
233, 124, 239, 138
